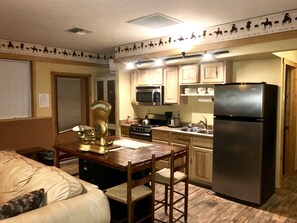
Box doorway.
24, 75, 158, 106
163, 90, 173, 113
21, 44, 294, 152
52, 73, 91, 144
95, 76, 116, 135
283, 61, 297, 175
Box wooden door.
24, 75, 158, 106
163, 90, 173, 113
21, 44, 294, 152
190, 146, 213, 183
149, 67, 163, 85
179, 64, 199, 84
52, 73, 91, 145
95, 76, 116, 135
284, 63, 297, 175
200, 62, 225, 83
164, 66, 179, 104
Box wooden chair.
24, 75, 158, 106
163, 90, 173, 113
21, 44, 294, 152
154, 147, 189, 223
105, 154, 156, 223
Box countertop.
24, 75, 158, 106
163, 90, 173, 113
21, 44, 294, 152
152, 126, 213, 138
120, 121, 213, 138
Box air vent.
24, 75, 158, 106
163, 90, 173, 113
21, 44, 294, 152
127, 13, 183, 29
66, 27, 92, 35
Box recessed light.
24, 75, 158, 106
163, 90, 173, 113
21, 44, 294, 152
66, 27, 92, 35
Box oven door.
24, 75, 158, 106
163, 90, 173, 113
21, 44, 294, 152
129, 131, 152, 141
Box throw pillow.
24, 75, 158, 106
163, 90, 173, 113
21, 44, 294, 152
0, 188, 44, 220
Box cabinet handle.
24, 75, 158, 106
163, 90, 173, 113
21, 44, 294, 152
83, 166, 88, 171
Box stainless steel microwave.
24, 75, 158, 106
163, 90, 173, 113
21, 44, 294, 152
136, 86, 164, 106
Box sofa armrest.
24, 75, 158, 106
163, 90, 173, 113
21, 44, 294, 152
1, 185, 110, 223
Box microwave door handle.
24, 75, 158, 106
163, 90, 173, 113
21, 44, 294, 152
152, 89, 156, 101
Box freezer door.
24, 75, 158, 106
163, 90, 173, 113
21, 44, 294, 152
212, 119, 263, 204
214, 84, 264, 118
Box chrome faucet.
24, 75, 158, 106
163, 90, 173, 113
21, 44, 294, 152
198, 115, 208, 129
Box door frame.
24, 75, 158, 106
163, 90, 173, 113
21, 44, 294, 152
280, 59, 297, 181
51, 72, 92, 144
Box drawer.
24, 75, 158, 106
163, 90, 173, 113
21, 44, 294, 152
171, 132, 190, 145
152, 129, 170, 141
191, 136, 213, 148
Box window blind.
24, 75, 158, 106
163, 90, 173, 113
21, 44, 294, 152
0, 59, 31, 119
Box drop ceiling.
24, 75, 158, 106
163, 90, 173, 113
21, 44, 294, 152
0, 0, 296, 53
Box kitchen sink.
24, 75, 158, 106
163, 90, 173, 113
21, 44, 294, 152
179, 127, 213, 135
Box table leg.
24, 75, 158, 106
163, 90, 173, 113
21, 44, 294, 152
55, 150, 60, 168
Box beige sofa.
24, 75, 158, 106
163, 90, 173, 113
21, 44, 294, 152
0, 150, 110, 223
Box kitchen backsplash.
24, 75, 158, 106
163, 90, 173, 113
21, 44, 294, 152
132, 96, 214, 126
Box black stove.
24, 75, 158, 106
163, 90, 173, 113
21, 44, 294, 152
129, 113, 169, 141
130, 124, 159, 133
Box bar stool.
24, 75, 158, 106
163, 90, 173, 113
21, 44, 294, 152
154, 147, 189, 223
105, 154, 156, 223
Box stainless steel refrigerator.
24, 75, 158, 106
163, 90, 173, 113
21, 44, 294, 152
212, 83, 278, 204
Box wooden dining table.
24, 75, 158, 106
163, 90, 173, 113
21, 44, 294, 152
53, 136, 185, 188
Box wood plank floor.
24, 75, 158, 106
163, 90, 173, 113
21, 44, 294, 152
155, 176, 297, 223
62, 160, 297, 222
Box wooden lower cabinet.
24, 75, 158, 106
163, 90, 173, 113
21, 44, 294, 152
150, 128, 214, 184
189, 136, 213, 184
152, 129, 170, 170
152, 129, 170, 144
170, 132, 190, 147
120, 125, 129, 137
190, 146, 213, 184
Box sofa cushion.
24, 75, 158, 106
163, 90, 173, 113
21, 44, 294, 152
0, 151, 44, 203
24, 166, 84, 205
0, 188, 44, 220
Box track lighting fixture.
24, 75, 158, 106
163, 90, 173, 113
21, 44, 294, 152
126, 50, 229, 69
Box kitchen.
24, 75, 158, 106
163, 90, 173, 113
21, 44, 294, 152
117, 46, 288, 191
0, 2, 297, 222
118, 48, 284, 193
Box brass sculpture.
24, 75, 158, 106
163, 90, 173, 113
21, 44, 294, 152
72, 100, 113, 154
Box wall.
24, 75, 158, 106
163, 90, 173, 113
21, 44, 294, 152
34, 61, 109, 117
234, 58, 283, 187
132, 101, 214, 126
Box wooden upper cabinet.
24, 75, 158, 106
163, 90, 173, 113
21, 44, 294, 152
149, 68, 163, 85
137, 69, 150, 86
163, 66, 179, 104
179, 64, 199, 84
137, 68, 163, 86
130, 70, 137, 102
200, 61, 232, 84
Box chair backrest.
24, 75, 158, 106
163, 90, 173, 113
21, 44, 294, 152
126, 154, 156, 222
127, 154, 156, 195
169, 146, 189, 177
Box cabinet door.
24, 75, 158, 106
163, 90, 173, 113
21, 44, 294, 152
149, 68, 163, 85
152, 129, 170, 144
190, 146, 213, 183
164, 66, 179, 104
120, 125, 130, 137
179, 64, 199, 84
137, 69, 150, 85
200, 62, 225, 84
171, 132, 190, 146
130, 70, 137, 102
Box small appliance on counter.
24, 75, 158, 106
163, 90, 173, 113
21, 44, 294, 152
168, 114, 181, 128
